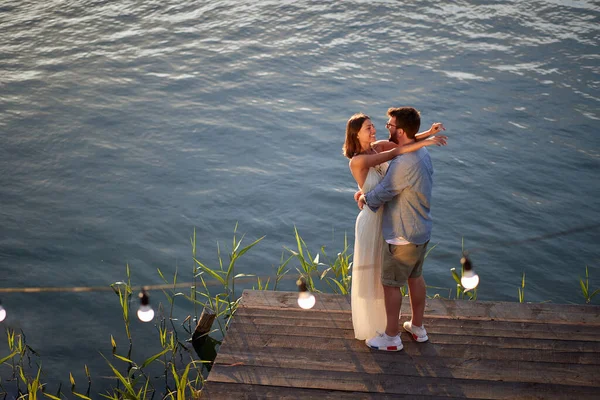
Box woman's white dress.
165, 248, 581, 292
351, 163, 388, 340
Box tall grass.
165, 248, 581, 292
518, 271, 526, 303
286, 226, 352, 295
580, 266, 600, 304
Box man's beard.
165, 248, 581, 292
388, 133, 399, 144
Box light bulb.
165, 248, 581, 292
137, 288, 154, 322
297, 291, 316, 310
461, 269, 480, 290
137, 305, 155, 322
0, 305, 6, 322
460, 253, 480, 291
296, 277, 316, 310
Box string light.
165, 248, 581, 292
296, 277, 316, 310
460, 252, 480, 290
137, 288, 155, 322
0, 220, 596, 311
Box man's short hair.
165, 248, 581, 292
387, 107, 421, 139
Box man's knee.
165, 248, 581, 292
408, 275, 426, 287
383, 285, 403, 294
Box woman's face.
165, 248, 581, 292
357, 119, 376, 147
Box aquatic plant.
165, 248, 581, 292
580, 265, 599, 304
286, 226, 352, 295
518, 271, 526, 303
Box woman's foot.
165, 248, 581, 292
366, 332, 404, 351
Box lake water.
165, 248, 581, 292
1, 0, 599, 395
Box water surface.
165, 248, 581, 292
1, 0, 599, 394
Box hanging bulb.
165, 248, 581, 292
0, 301, 5, 322
296, 277, 316, 310
137, 288, 155, 322
298, 291, 316, 310
460, 253, 480, 290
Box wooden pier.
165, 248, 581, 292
200, 290, 600, 399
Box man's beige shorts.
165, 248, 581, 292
381, 241, 429, 287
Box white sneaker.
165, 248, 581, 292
403, 321, 429, 342
366, 332, 403, 351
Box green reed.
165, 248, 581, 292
579, 265, 600, 304
518, 271, 526, 303
285, 226, 353, 295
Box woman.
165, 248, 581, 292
343, 113, 445, 340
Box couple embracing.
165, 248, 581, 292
343, 107, 447, 351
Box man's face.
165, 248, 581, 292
386, 116, 400, 143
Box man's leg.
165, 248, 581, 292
383, 285, 402, 337
407, 275, 426, 327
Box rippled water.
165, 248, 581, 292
1, 0, 599, 394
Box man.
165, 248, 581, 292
357, 107, 439, 351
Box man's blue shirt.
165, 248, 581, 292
365, 147, 433, 245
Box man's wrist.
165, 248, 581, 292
359, 194, 367, 205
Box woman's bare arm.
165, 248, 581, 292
351, 135, 447, 171
349, 147, 403, 171
415, 122, 446, 141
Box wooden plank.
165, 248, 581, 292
239, 290, 351, 312
200, 382, 474, 399
425, 299, 600, 325
240, 290, 600, 325
206, 365, 600, 399
226, 319, 600, 354
234, 308, 600, 342
417, 316, 600, 341
235, 306, 352, 322
219, 328, 600, 365
213, 345, 600, 387
203, 292, 600, 399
